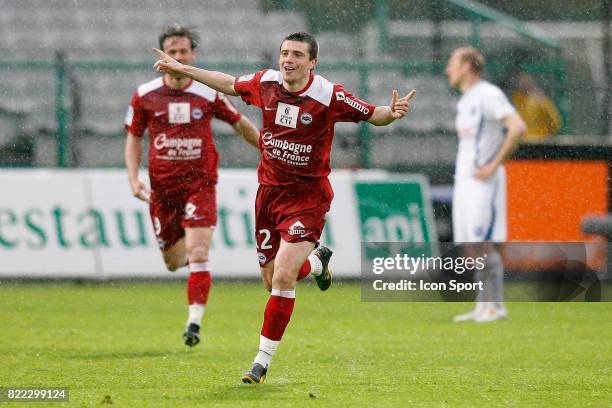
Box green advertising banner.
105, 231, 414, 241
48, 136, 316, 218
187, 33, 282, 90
355, 176, 438, 259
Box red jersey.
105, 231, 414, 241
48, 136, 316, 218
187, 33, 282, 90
125, 77, 241, 197
234, 69, 375, 186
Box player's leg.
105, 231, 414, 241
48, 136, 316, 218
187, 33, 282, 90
182, 227, 214, 346
161, 238, 188, 271
181, 186, 218, 346
294, 180, 335, 290
150, 197, 188, 271
243, 181, 332, 383
452, 180, 482, 321
243, 239, 315, 384
453, 178, 491, 322
261, 244, 332, 292
476, 169, 508, 322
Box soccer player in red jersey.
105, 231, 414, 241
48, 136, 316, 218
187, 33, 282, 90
125, 24, 260, 348
153, 32, 416, 383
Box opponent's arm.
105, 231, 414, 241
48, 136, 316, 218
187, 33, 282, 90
368, 90, 416, 126
153, 48, 238, 96
125, 132, 150, 202
474, 113, 526, 181
232, 115, 260, 148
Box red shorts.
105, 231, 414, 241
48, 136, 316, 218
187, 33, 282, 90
255, 178, 333, 266
149, 185, 217, 250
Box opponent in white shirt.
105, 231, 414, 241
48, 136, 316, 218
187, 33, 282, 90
445, 48, 526, 322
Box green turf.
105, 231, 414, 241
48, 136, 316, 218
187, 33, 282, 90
0, 280, 610, 407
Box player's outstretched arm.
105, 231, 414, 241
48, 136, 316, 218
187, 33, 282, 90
153, 48, 239, 96
232, 115, 260, 149
368, 89, 416, 126
125, 132, 150, 202
474, 113, 527, 181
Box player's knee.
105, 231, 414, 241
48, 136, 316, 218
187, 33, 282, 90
164, 259, 183, 272
186, 244, 208, 263
271, 265, 297, 288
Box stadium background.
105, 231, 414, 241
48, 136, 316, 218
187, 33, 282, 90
0, 1, 611, 406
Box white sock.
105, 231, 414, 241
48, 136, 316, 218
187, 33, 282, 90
187, 304, 205, 326
189, 261, 211, 273
254, 335, 279, 368
308, 253, 323, 276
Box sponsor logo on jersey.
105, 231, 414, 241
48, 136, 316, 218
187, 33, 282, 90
185, 203, 197, 219
275, 102, 299, 128
335, 91, 345, 101
262, 133, 313, 155
342, 96, 369, 114
261, 132, 313, 166
300, 112, 313, 125
168, 102, 190, 124
288, 220, 306, 236
153, 133, 202, 160
257, 252, 267, 265
192, 108, 203, 120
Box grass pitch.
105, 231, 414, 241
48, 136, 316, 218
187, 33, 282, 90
0, 280, 610, 407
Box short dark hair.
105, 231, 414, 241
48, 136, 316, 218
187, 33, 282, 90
281, 32, 318, 60
456, 47, 485, 74
159, 23, 200, 50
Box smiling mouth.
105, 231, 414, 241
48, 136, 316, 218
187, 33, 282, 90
283, 66, 295, 73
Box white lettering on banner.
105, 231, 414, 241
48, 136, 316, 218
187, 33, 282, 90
169, 102, 191, 124
274, 102, 299, 128
0, 169, 389, 278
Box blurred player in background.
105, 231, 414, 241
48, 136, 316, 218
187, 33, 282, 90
153, 31, 416, 383
445, 47, 526, 322
124, 24, 260, 347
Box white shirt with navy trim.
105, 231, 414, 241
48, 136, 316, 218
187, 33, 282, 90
454, 80, 516, 179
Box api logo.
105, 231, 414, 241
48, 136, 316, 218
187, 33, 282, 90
300, 112, 313, 125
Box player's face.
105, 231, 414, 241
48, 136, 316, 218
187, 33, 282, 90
162, 36, 195, 67
279, 40, 316, 85
445, 52, 467, 88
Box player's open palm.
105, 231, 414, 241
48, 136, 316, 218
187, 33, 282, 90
389, 89, 416, 119
153, 48, 184, 77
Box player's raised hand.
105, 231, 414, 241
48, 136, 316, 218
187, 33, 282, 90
153, 48, 185, 77
130, 178, 151, 203
389, 89, 416, 119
